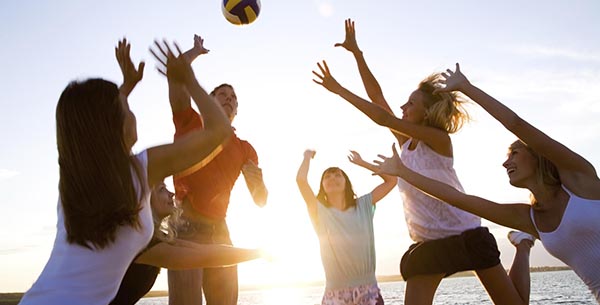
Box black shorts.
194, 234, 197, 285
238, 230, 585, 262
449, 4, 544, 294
400, 227, 500, 280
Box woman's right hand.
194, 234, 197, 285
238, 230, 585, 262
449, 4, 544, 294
434, 63, 471, 93
150, 40, 194, 83
304, 149, 316, 160
334, 18, 360, 54
374, 144, 404, 177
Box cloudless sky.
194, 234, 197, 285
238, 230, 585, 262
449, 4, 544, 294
1, 0, 599, 293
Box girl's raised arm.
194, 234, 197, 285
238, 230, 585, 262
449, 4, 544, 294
296, 149, 319, 225
436, 64, 599, 193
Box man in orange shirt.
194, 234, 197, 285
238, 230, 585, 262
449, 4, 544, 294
165, 35, 268, 305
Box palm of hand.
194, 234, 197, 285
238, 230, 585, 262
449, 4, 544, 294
348, 151, 364, 165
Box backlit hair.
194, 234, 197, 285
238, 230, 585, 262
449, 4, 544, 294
210, 83, 234, 96
418, 73, 470, 133
509, 140, 560, 205
56, 78, 145, 249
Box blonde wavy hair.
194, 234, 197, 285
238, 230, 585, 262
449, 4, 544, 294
417, 73, 471, 133
152, 199, 183, 244
508, 140, 561, 207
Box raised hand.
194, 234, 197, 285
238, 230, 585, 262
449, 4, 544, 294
312, 60, 343, 94
115, 38, 145, 95
434, 63, 471, 94
184, 34, 210, 62
334, 18, 360, 53
304, 149, 316, 160
347, 150, 367, 167
374, 144, 404, 176
149, 40, 193, 83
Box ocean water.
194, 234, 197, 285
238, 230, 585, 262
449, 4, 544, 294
138, 270, 596, 305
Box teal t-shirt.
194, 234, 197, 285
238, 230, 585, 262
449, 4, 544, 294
316, 193, 377, 289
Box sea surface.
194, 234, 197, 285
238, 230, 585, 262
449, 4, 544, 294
138, 270, 596, 305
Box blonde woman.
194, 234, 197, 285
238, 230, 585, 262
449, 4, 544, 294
374, 63, 600, 303
312, 19, 533, 305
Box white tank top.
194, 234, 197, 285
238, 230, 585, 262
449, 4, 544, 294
398, 140, 480, 242
19, 151, 154, 305
532, 186, 600, 301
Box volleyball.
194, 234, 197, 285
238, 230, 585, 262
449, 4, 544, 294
222, 0, 261, 25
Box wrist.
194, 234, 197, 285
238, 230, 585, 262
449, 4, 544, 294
459, 81, 476, 94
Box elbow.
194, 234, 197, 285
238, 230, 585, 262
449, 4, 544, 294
296, 176, 307, 186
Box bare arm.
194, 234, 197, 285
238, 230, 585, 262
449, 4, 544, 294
296, 149, 318, 227
334, 19, 406, 144
163, 35, 210, 114
436, 63, 600, 194
313, 60, 451, 154
242, 160, 268, 207
135, 242, 262, 269
348, 150, 396, 204
374, 144, 538, 236
146, 40, 232, 187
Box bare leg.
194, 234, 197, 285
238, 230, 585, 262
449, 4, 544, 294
202, 264, 238, 305
168, 268, 203, 305
404, 273, 445, 305
476, 237, 534, 305
509, 241, 534, 302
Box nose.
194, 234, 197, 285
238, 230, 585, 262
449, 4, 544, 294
502, 157, 510, 169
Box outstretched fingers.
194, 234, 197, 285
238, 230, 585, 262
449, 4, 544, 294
311, 60, 329, 84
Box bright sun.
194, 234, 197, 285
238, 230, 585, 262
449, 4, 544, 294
225, 184, 325, 288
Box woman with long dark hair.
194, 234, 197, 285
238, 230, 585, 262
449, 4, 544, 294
18, 38, 232, 305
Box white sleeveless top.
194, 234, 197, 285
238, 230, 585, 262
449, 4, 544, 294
398, 140, 480, 242
532, 186, 600, 302
19, 151, 154, 305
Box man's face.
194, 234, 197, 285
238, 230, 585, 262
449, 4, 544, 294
214, 86, 238, 122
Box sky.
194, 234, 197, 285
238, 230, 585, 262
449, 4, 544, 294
1, 0, 600, 294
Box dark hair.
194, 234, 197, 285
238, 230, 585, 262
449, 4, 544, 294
316, 167, 357, 209
210, 83, 234, 96
56, 78, 145, 250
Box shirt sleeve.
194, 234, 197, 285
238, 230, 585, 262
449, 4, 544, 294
240, 139, 259, 165
172, 107, 203, 139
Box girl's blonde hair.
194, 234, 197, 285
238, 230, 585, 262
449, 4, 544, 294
153, 201, 183, 243
509, 140, 561, 206
418, 73, 470, 133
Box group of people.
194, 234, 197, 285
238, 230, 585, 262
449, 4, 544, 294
19, 37, 269, 305
18, 18, 599, 305
306, 18, 600, 304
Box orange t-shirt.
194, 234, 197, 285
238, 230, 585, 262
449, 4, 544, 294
173, 107, 258, 220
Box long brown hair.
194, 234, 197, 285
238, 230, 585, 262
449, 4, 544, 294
316, 167, 357, 209
56, 78, 145, 250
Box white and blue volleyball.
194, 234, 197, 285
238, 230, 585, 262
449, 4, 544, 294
222, 0, 261, 25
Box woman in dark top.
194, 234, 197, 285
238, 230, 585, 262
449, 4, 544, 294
110, 182, 265, 305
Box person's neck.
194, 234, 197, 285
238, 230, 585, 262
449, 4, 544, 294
530, 184, 564, 211
327, 192, 346, 210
